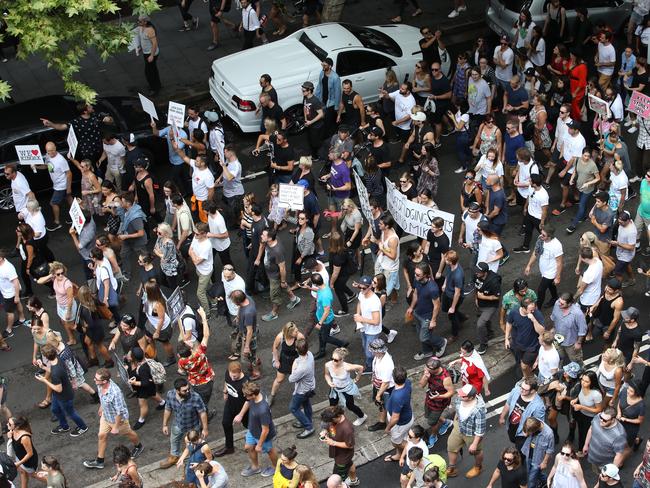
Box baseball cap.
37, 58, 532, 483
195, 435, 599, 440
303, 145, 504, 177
606, 278, 622, 290
563, 362, 581, 379
619, 210, 631, 222
301, 81, 314, 91
622, 307, 639, 321
457, 384, 477, 398
475, 262, 489, 273
426, 357, 442, 370
468, 202, 481, 212
601, 464, 620, 481
296, 179, 310, 189
410, 111, 427, 122
369, 338, 387, 353
500, 34, 509, 43
566, 120, 580, 130
370, 126, 384, 137
204, 111, 220, 123
359, 276, 373, 287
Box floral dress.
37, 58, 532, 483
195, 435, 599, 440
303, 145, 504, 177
268, 195, 286, 226
479, 127, 498, 156
81, 174, 101, 215
530, 105, 552, 149
417, 156, 440, 197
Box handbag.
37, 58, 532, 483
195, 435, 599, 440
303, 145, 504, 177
30, 262, 50, 279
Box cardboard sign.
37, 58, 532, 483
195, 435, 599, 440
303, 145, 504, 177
353, 171, 373, 223
167, 101, 185, 128
278, 183, 304, 210
69, 198, 85, 234
628, 91, 650, 120
588, 93, 610, 118
385, 178, 454, 240
14, 145, 43, 165
67, 125, 78, 159
139, 92, 158, 120
166, 287, 185, 323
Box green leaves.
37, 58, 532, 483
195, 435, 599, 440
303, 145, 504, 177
0, 0, 160, 103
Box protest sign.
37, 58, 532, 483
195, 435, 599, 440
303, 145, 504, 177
385, 178, 454, 240
139, 92, 159, 120
278, 183, 304, 210
113, 353, 134, 392
167, 101, 185, 127
628, 91, 650, 120
588, 93, 610, 118
353, 171, 373, 223
67, 125, 78, 159
69, 198, 85, 234
14, 145, 43, 165
166, 287, 185, 323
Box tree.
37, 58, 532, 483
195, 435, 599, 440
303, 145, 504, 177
0, 0, 159, 103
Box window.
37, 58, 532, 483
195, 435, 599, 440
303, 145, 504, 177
342, 24, 402, 57
336, 51, 396, 77
298, 32, 328, 62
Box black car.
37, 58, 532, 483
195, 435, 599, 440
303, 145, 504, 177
0, 95, 166, 211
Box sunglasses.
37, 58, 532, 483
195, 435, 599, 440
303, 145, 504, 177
599, 414, 613, 422
431, 68, 440, 72
559, 110, 568, 114
560, 451, 572, 457
55, 272, 64, 276
399, 179, 407, 183
332, 358, 341, 362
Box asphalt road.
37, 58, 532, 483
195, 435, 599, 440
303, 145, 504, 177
0, 104, 649, 486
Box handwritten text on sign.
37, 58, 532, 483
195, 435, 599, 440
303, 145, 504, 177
278, 183, 304, 210
628, 91, 650, 120
167, 101, 186, 127
385, 178, 454, 240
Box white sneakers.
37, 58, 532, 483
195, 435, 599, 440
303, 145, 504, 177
353, 414, 368, 427
387, 330, 398, 343
448, 9, 459, 17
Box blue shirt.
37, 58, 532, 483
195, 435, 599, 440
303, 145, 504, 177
159, 126, 187, 166
503, 132, 525, 166
386, 380, 413, 426
414, 279, 439, 317
316, 69, 342, 108
507, 308, 544, 351
506, 86, 528, 109
316, 286, 335, 324
444, 266, 464, 298
488, 188, 508, 225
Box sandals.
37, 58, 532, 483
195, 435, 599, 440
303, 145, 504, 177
227, 354, 241, 361
38, 399, 51, 409
384, 454, 400, 462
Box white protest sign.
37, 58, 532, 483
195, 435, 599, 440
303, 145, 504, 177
67, 125, 78, 159
69, 198, 85, 234
14, 145, 43, 165
588, 93, 610, 118
167, 101, 186, 127
278, 183, 304, 210
385, 178, 454, 240
139, 93, 158, 120
353, 171, 373, 223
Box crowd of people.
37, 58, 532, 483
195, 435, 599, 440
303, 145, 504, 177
3, 1, 650, 488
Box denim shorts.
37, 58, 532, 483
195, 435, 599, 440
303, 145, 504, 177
245, 431, 274, 452
50, 189, 67, 205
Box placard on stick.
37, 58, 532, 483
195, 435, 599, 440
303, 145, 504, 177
167, 101, 185, 128
588, 93, 610, 118
67, 125, 78, 159
139, 93, 159, 120
278, 183, 304, 210
15, 145, 43, 165
166, 287, 185, 323
69, 198, 86, 234
628, 91, 650, 120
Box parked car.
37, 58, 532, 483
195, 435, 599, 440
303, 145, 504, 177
486, 0, 632, 40
209, 22, 423, 133
0, 95, 163, 211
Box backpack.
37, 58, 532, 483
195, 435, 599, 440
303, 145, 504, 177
0, 452, 17, 481
181, 306, 203, 344
145, 358, 167, 385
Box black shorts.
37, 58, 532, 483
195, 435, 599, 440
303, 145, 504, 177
304, 0, 319, 15
209, 0, 231, 22
4, 297, 17, 314
614, 259, 631, 274
559, 161, 573, 187
513, 346, 537, 366
333, 461, 353, 479
144, 324, 173, 343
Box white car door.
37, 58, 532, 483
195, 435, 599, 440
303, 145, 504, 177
334, 50, 399, 104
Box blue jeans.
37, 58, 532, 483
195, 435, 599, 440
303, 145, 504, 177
170, 423, 189, 456
51, 396, 87, 430
571, 191, 593, 226
455, 131, 472, 168
413, 311, 445, 354
289, 392, 313, 430
362, 332, 380, 369
528, 462, 546, 488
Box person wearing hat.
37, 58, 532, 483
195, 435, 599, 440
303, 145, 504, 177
367, 337, 395, 433
583, 406, 627, 472
353, 276, 384, 372
524, 225, 563, 309
301, 81, 325, 159
550, 292, 587, 365
418, 357, 454, 448
598, 464, 622, 487
379, 82, 416, 142
400, 110, 434, 167
613, 306, 642, 367
473, 261, 502, 355
553, 119, 585, 214
610, 210, 637, 287
588, 278, 624, 343
315, 57, 341, 138
446, 383, 486, 478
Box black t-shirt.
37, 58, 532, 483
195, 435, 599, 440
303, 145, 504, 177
70, 114, 104, 159
322, 74, 329, 104
419, 38, 441, 66
273, 144, 296, 176
430, 75, 452, 110
261, 103, 284, 128
369, 142, 390, 165
619, 324, 644, 362
225, 370, 249, 410
50, 361, 74, 402
474, 270, 502, 308
303, 95, 324, 127
401, 184, 418, 200
426, 230, 450, 269
250, 218, 267, 257
330, 251, 352, 279
497, 461, 527, 488
263, 87, 278, 105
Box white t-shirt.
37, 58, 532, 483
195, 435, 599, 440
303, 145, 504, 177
209, 127, 225, 165
241, 4, 261, 31
103, 140, 126, 172
493, 46, 514, 82
527, 186, 549, 219
516, 161, 539, 198
597, 42, 616, 76
187, 117, 208, 138
475, 155, 504, 181
462, 212, 483, 244
222, 159, 245, 198
0, 259, 18, 298
610, 171, 628, 206
45, 152, 70, 191
372, 352, 395, 388
388, 91, 416, 130
189, 160, 215, 202
538, 238, 563, 279
223, 273, 246, 316
562, 133, 586, 174
179, 304, 198, 340
96, 258, 118, 291
616, 223, 637, 263
580, 259, 603, 306
529, 37, 546, 67
477, 237, 502, 272
609, 94, 624, 121
537, 346, 560, 379
11, 172, 31, 213
358, 291, 382, 335
190, 237, 213, 276
25, 210, 46, 240
554, 116, 572, 153
207, 211, 230, 251
311, 262, 330, 299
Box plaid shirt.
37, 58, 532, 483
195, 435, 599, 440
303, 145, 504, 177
165, 390, 206, 432
452, 395, 486, 437
99, 380, 129, 423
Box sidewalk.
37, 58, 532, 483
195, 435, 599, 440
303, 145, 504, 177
87, 339, 515, 488
0, 0, 487, 105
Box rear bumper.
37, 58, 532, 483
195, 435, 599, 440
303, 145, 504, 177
208, 77, 261, 133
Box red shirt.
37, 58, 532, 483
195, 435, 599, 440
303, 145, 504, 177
178, 344, 215, 386
460, 357, 485, 393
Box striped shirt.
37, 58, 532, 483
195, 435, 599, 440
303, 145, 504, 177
587, 417, 627, 465
99, 380, 129, 423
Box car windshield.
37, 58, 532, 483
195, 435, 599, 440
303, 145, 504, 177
342, 24, 402, 57
298, 32, 328, 61
496, 0, 530, 12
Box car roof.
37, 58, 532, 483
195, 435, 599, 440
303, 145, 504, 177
300, 23, 362, 53
0, 95, 78, 144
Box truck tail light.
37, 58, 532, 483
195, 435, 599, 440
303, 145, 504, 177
232, 96, 256, 112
